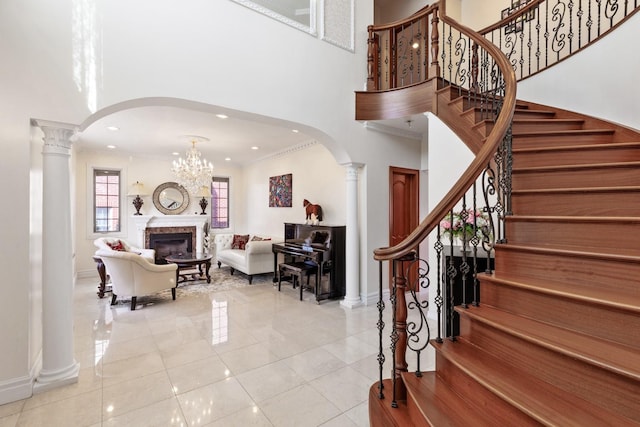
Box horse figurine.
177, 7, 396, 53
303, 199, 323, 225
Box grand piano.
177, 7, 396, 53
272, 223, 346, 302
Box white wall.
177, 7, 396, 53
242, 143, 347, 238
518, 12, 640, 131
460, 0, 510, 30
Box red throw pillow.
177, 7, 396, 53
231, 234, 250, 250
107, 240, 125, 251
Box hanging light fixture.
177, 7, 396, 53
171, 136, 214, 195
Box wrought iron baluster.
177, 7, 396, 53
435, 226, 444, 343
376, 261, 385, 399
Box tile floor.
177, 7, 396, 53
0, 275, 402, 427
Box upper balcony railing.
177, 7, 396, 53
367, 0, 640, 91
480, 0, 640, 81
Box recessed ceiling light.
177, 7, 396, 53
251, 146, 259, 150
107, 145, 116, 149
225, 157, 231, 161
292, 129, 299, 133
216, 114, 228, 119
106, 126, 119, 131
172, 152, 180, 156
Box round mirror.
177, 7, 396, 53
152, 182, 190, 215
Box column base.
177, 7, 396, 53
340, 296, 363, 309
33, 361, 80, 394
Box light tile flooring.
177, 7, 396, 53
0, 276, 392, 427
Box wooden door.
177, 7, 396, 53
389, 167, 420, 290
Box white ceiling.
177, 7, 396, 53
76, 104, 427, 166
77, 105, 316, 166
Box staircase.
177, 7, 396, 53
369, 93, 640, 426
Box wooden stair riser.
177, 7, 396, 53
512, 164, 640, 190
493, 247, 640, 297
368, 381, 418, 427
512, 189, 640, 216
513, 145, 640, 168
482, 119, 585, 136
479, 280, 640, 348
505, 218, 640, 255
434, 352, 541, 426
512, 131, 614, 148
513, 109, 557, 120
458, 314, 640, 421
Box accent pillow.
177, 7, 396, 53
251, 236, 272, 241
231, 234, 250, 250
107, 240, 126, 251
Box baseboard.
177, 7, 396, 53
76, 269, 97, 280
363, 288, 390, 306
0, 373, 33, 406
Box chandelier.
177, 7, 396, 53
171, 137, 214, 195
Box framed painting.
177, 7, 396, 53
269, 173, 292, 207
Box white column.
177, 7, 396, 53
33, 120, 80, 393
341, 163, 363, 309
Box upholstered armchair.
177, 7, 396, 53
94, 249, 178, 310
93, 237, 156, 263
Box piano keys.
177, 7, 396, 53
272, 223, 346, 302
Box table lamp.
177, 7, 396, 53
127, 181, 148, 215
197, 185, 211, 215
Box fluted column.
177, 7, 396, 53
33, 120, 80, 392
341, 163, 363, 308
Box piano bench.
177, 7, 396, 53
278, 261, 318, 301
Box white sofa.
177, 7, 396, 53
214, 234, 282, 284
94, 237, 155, 263
95, 249, 178, 310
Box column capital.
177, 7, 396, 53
32, 119, 78, 155
344, 163, 364, 180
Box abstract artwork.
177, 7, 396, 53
269, 173, 292, 207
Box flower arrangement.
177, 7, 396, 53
440, 209, 490, 243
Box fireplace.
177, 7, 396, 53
145, 226, 197, 264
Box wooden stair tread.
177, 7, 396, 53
369, 380, 423, 427
512, 128, 615, 137
513, 160, 640, 173
512, 185, 640, 195
483, 271, 640, 314
401, 371, 496, 427
507, 214, 640, 223
433, 340, 637, 426
495, 242, 640, 264
457, 304, 640, 380
513, 141, 640, 154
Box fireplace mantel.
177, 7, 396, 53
132, 215, 209, 253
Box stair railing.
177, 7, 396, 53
369, 1, 517, 408
480, 0, 640, 81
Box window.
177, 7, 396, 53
211, 177, 229, 229
94, 169, 120, 232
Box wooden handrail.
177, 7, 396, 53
373, 4, 517, 261
367, 3, 438, 33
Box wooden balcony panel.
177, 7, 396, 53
355, 79, 438, 121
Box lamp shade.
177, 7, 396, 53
196, 185, 211, 198
127, 181, 148, 196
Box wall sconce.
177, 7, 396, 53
196, 185, 211, 215
127, 181, 148, 215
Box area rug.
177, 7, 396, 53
110, 266, 274, 307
